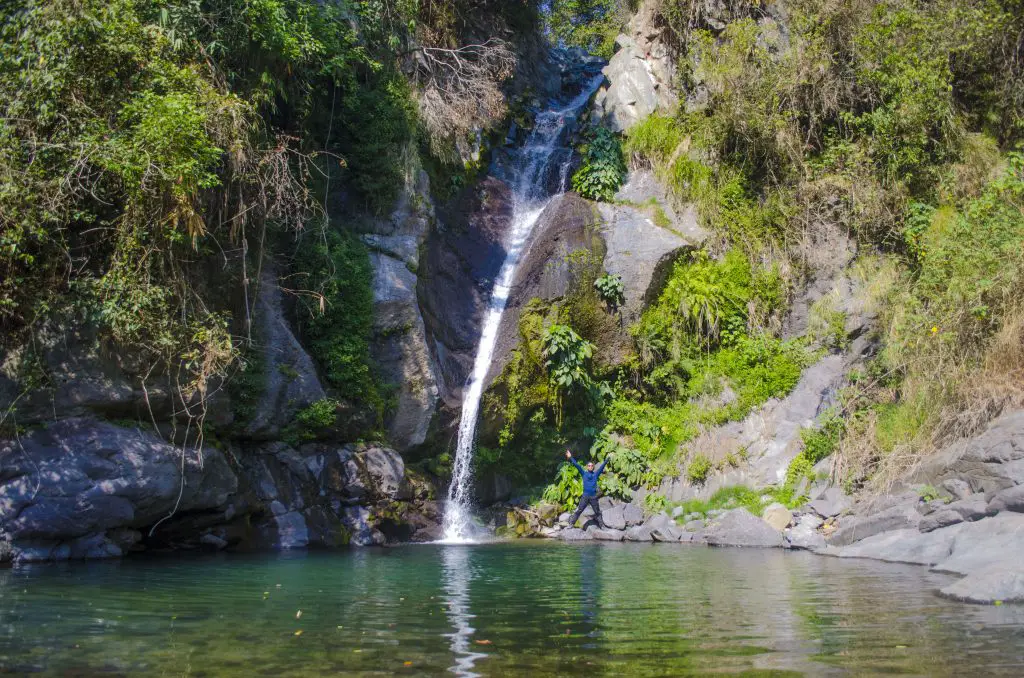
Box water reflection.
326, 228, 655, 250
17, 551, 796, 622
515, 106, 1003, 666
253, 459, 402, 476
442, 546, 487, 677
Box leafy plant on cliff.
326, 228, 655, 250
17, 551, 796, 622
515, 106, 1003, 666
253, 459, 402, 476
594, 273, 625, 309
572, 126, 627, 201
542, 323, 596, 427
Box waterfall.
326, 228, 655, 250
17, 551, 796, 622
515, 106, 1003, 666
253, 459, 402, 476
440, 73, 605, 543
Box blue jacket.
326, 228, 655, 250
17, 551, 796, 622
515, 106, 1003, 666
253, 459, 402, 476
571, 457, 608, 497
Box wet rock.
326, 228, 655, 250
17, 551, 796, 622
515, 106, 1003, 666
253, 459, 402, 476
762, 503, 793, 530
828, 503, 921, 547
703, 509, 785, 548
342, 506, 384, 546
988, 484, 1024, 513
358, 445, 407, 501
806, 487, 852, 519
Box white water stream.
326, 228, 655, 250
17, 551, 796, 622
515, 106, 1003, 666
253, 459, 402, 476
440, 74, 604, 543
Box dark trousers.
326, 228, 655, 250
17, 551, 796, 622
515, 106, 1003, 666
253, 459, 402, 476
569, 495, 603, 528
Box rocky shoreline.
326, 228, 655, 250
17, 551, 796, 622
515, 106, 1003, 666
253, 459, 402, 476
502, 409, 1024, 605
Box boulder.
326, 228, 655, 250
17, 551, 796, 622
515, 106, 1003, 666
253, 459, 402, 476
703, 509, 785, 548
988, 484, 1024, 513
358, 445, 407, 501
762, 503, 793, 531
625, 525, 655, 542
683, 519, 705, 532
603, 505, 627, 530
786, 514, 826, 551
806, 488, 852, 519
828, 503, 921, 547
557, 527, 592, 542
622, 503, 645, 527
591, 528, 625, 542
651, 524, 683, 542
830, 527, 963, 566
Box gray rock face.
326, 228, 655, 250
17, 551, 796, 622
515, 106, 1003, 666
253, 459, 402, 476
245, 264, 326, 440
591, 1, 678, 131
0, 418, 236, 560
827, 513, 1024, 604
919, 509, 965, 533
0, 419, 437, 560
828, 503, 921, 547
914, 409, 1024, 494
940, 566, 1024, 604
659, 354, 848, 504
988, 484, 1024, 513
942, 478, 973, 501
786, 514, 825, 551
807, 488, 853, 519
622, 503, 645, 526
601, 171, 707, 328
703, 508, 786, 548
602, 505, 627, 530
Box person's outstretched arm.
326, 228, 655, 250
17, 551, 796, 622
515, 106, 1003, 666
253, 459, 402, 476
566, 449, 585, 474
595, 456, 611, 476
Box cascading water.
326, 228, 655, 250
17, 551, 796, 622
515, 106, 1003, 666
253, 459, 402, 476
440, 72, 605, 543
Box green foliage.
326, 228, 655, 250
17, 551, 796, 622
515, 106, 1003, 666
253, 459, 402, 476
643, 493, 669, 515
542, 459, 583, 511
571, 127, 627, 201
295, 397, 340, 430
801, 413, 845, 466
916, 484, 943, 502
686, 453, 712, 484
542, 324, 595, 390
295, 228, 378, 406
676, 485, 798, 520
594, 273, 625, 308
546, 0, 636, 58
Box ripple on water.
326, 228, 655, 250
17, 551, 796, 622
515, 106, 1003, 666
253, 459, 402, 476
1, 543, 1023, 677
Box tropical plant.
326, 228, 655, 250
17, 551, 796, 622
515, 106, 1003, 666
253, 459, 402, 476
594, 273, 625, 309
572, 126, 627, 201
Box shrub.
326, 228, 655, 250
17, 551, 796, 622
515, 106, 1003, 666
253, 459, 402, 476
686, 453, 713, 484
594, 273, 625, 308
572, 126, 626, 201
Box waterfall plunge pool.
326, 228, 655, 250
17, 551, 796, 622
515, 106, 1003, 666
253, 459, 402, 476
2, 541, 1023, 676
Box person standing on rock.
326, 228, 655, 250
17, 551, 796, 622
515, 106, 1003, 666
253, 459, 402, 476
565, 449, 611, 529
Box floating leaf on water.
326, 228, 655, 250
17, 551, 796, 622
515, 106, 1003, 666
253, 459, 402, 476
296, 610, 303, 619
995, 600, 1003, 606
403, 661, 413, 666
294, 630, 303, 637
474, 640, 493, 645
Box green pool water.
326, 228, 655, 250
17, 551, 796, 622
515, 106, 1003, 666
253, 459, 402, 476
2, 541, 1022, 676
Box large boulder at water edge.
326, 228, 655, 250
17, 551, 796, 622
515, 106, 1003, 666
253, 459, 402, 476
703, 508, 786, 548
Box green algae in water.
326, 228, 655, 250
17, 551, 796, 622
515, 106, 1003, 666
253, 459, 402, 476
1, 542, 1023, 676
